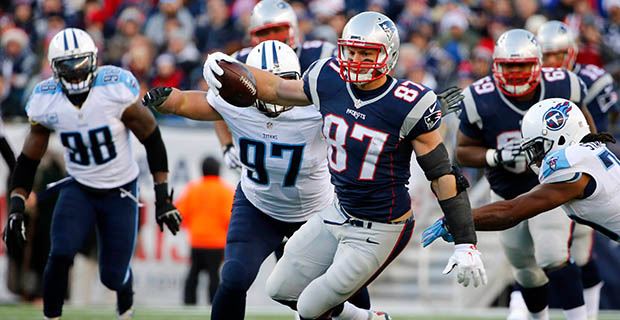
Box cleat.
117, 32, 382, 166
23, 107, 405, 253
118, 307, 134, 320
368, 311, 391, 320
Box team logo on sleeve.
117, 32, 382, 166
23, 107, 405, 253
543, 101, 571, 131
424, 104, 442, 130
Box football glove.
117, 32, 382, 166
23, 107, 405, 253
222, 143, 242, 170
443, 244, 487, 288
3, 195, 27, 258
203, 52, 237, 96
154, 183, 182, 235
437, 86, 464, 117
489, 139, 528, 173
142, 87, 173, 114
421, 218, 454, 247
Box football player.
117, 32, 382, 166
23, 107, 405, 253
143, 40, 379, 320
537, 21, 618, 320
422, 99, 620, 268
0, 119, 16, 173
203, 12, 485, 320
217, 0, 336, 170
2, 28, 182, 320
446, 29, 591, 320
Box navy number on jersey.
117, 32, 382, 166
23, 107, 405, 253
323, 114, 389, 180
60, 126, 117, 165
238, 138, 304, 186
598, 149, 620, 170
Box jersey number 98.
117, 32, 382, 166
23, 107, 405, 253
60, 127, 117, 165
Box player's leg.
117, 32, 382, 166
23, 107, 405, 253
183, 248, 203, 305
211, 185, 298, 320
570, 223, 602, 320
205, 249, 223, 304
529, 207, 586, 320
499, 221, 550, 320
43, 182, 98, 318
95, 179, 139, 317
294, 215, 414, 319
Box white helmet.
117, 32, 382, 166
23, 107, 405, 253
337, 11, 399, 83
249, 0, 300, 49
246, 40, 301, 117
492, 29, 542, 97
47, 28, 98, 95
536, 20, 578, 69
521, 98, 590, 171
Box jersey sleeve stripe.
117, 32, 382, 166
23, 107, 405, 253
584, 73, 614, 105
462, 87, 483, 129
307, 58, 329, 110
568, 70, 582, 103
399, 90, 437, 139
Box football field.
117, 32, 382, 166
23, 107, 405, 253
2, 305, 620, 320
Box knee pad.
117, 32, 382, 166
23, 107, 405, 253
514, 267, 548, 288
220, 259, 251, 292
100, 268, 129, 291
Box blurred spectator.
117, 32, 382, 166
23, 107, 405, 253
121, 36, 155, 85
514, 0, 540, 28
544, 0, 579, 22
105, 6, 145, 65
175, 157, 233, 305
577, 14, 604, 67
144, 0, 195, 50
524, 14, 548, 33
0, 28, 36, 119
438, 10, 479, 67
195, 0, 243, 54
151, 53, 184, 89
12, 0, 36, 46
397, 43, 437, 89
166, 29, 201, 79
457, 45, 493, 88
397, 0, 432, 41
602, 0, 620, 80
407, 24, 456, 89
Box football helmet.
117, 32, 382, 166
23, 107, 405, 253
246, 40, 301, 117
536, 20, 578, 69
48, 28, 98, 95
249, 0, 300, 49
521, 98, 590, 172
492, 29, 542, 97
337, 11, 400, 83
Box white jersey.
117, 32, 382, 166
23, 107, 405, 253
539, 142, 620, 241
207, 90, 333, 222
26, 66, 140, 189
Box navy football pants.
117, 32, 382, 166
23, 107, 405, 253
43, 179, 138, 318
210, 185, 370, 320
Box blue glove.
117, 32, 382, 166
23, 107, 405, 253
422, 218, 454, 247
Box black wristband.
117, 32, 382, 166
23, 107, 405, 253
9, 195, 26, 214
142, 127, 168, 174
154, 182, 169, 204
10, 153, 41, 194
439, 191, 477, 245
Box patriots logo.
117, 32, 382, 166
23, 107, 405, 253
424, 110, 442, 130
378, 20, 396, 42
543, 101, 572, 131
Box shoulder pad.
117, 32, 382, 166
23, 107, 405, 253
93, 66, 140, 103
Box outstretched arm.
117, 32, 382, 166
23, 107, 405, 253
142, 87, 223, 121
473, 175, 589, 230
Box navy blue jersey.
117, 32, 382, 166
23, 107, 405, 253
459, 68, 587, 199
573, 63, 618, 132
233, 40, 336, 74
303, 57, 441, 222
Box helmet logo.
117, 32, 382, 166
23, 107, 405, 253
543, 101, 572, 131
546, 156, 558, 171
378, 20, 396, 42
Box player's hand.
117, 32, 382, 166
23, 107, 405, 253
442, 244, 487, 288
222, 143, 242, 170
437, 86, 464, 117
154, 183, 182, 235
203, 52, 237, 96
495, 140, 528, 173
142, 87, 173, 113
421, 218, 454, 247
2, 196, 27, 258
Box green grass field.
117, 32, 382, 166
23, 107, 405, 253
1, 305, 620, 320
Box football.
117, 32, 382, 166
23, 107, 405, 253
215, 60, 258, 107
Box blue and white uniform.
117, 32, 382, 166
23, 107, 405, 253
266, 57, 439, 317
25, 66, 140, 308
540, 143, 620, 241
459, 68, 587, 288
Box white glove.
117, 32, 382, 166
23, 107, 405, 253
486, 139, 528, 173
202, 52, 238, 96
223, 143, 242, 170
442, 243, 488, 288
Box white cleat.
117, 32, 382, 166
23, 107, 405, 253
368, 311, 391, 320
118, 307, 134, 320
44, 317, 61, 320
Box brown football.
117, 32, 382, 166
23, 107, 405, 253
215, 60, 258, 107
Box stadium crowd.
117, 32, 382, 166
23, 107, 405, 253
0, 0, 618, 127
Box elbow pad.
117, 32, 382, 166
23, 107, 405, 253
416, 143, 452, 181
10, 153, 41, 194
141, 127, 168, 173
